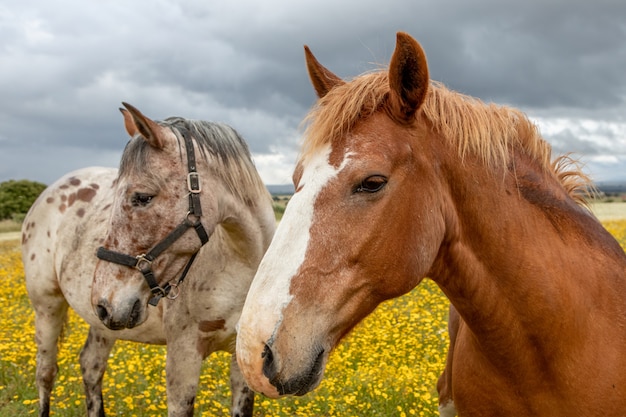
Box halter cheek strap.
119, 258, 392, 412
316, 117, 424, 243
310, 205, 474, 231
96, 127, 209, 306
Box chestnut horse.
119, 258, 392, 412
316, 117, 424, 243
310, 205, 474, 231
236, 33, 626, 416
22, 104, 276, 417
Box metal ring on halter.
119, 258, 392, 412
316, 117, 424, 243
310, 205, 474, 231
185, 211, 201, 226
167, 283, 181, 300
135, 254, 153, 272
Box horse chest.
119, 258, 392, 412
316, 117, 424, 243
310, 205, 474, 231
164, 278, 243, 337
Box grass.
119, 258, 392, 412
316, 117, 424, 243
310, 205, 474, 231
588, 201, 626, 221
2, 218, 625, 416
271, 195, 290, 221
0, 219, 21, 234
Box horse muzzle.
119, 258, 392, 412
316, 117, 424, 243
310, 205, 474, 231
236, 325, 328, 398
261, 342, 326, 397
94, 297, 144, 330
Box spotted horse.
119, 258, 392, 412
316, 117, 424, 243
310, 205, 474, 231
21, 103, 276, 417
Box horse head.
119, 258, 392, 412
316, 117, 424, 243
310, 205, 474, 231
237, 33, 445, 397
91, 104, 218, 330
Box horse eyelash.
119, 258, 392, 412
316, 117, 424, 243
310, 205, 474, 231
131, 193, 154, 207
355, 176, 387, 193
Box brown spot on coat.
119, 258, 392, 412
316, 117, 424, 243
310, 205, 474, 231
68, 193, 76, 207
77, 187, 97, 203
77, 208, 85, 218
59, 204, 66, 213
198, 319, 226, 332
46, 197, 54, 204
90, 183, 100, 190
30, 253, 36, 261
69, 177, 81, 186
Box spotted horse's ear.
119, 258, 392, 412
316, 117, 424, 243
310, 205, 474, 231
119, 102, 167, 150
304, 45, 345, 99
387, 32, 430, 122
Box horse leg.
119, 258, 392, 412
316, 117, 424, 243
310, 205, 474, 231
165, 337, 203, 417
437, 303, 459, 417
32, 297, 68, 417
79, 327, 115, 417
229, 353, 254, 417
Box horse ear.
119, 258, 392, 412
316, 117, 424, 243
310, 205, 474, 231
388, 32, 429, 121
120, 102, 165, 149
304, 45, 345, 98
119, 108, 138, 137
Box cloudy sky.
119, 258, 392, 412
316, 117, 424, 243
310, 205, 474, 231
1, 0, 625, 187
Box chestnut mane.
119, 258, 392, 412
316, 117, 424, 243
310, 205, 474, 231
301, 71, 592, 205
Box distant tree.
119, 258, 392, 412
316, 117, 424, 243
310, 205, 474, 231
0, 179, 47, 220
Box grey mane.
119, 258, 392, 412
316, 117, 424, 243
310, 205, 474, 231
118, 117, 268, 204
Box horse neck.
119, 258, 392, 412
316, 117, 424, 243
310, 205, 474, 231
211, 180, 276, 265
429, 150, 626, 361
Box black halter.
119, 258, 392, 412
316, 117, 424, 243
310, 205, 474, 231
97, 127, 209, 306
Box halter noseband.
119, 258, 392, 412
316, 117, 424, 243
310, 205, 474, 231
96, 127, 209, 306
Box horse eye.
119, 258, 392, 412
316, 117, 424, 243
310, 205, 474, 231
131, 193, 154, 207
356, 175, 387, 193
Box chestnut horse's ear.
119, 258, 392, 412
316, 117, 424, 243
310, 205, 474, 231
120, 102, 165, 149
304, 45, 345, 98
388, 32, 429, 121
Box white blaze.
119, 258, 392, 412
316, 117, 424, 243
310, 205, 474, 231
243, 144, 349, 340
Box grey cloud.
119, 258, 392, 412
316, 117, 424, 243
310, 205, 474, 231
0, 0, 625, 184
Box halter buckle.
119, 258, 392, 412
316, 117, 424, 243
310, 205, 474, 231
148, 285, 168, 306
135, 254, 153, 272
150, 285, 167, 297
187, 172, 201, 193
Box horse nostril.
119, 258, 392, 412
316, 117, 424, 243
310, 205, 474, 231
127, 298, 142, 328
95, 304, 109, 323
262, 343, 276, 381
261, 343, 326, 396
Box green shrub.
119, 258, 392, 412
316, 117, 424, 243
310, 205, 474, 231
0, 179, 47, 220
